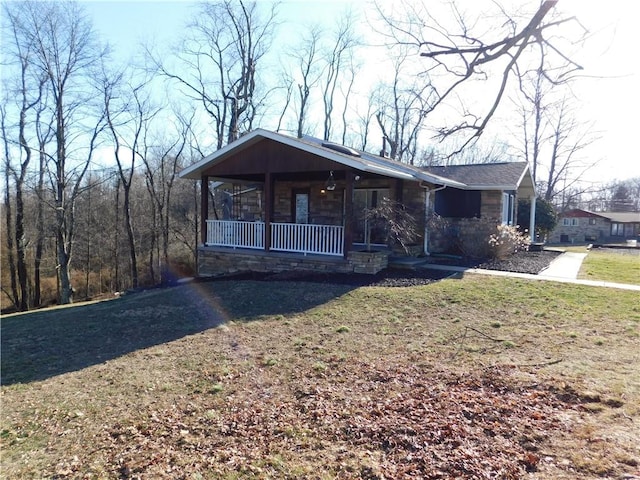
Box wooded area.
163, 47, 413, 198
2, 0, 637, 311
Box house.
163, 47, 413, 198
550, 209, 640, 243
179, 129, 536, 276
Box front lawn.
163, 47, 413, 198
1, 275, 639, 479
578, 248, 640, 284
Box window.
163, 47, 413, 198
588, 218, 597, 225
562, 218, 579, 227
572, 218, 579, 226
611, 223, 624, 236
434, 189, 481, 218
353, 188, 391, 244
501, 192, 515, 225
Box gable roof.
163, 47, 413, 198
422, 162, 532, 191
560, 209, 607, 219
560, 209, 640, 223
179, 129, 535, 194
605, 211, 640, 223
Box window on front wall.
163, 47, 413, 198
501, 192, 515, 225
611, 223, 624, 236
562, 218, 579, 226
588, 218, 597, 225
434, 189, 481, 218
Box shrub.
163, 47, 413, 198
488, 224, 531, 259
363, 198, 419, 253
455, 217, 530, 260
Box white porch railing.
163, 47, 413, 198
205, 220, 344, 256
271, 222, 344, 256
206, 220, 265, 249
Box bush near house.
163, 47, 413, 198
456, 217, 530, 260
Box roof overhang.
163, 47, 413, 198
179, 129, 466, 187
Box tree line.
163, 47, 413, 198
1, 0, 632, 311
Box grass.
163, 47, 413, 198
2, 274, 639, 479
578, 249, 640, 284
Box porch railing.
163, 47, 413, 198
271, 222, 344, 256
205, 220, 344, 256
206, 220, 265, 250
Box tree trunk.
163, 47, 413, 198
122, 187, 138, 289
33, 149, 46, 307
14, 184, 29, 310
2, 173, 19, 310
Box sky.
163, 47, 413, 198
77, 0, 640, 185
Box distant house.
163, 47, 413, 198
550, 209, 640, 243
179, 129, 536, 276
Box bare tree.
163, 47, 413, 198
141, 108, 191, 283
0, 101, 19, 309
288, 24, 323, 138
151, 0, 278, 148
1, 3, 51, 310
32, 89, 55, 307
19, 0, 109, 304
525, 96, 598, 205
353, 97, 376, 152
373, 50, 435, 164
103, 69, 158, 289
320, 9, 359, 142
373, 0, 585, 155
516, 68, 550, 184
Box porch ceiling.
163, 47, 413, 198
179, 129, 465, 188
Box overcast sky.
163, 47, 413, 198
83, 0, 639, 185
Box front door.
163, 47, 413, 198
293, 190, 309, 224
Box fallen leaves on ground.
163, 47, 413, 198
98, 362, 575, 479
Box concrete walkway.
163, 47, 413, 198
538, 251, 587, 279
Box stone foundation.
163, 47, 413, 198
348, 250, 390, 274
197, 247, 390, 277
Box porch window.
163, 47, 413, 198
353, 188, 390, 245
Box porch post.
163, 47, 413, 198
264, 171, 272, 251
529, 195, 537, 242
343, 170, 355, 257
200, 175, 209, 245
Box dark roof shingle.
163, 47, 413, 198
422, 162, 529, 189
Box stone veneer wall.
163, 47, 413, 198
427, 190, 505, 254
198, 248, 390, 276
273, 180, 344, 225
549, 217, 610, 243
481, 191, 503, 219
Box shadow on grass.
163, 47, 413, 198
0, 279, 359, 386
